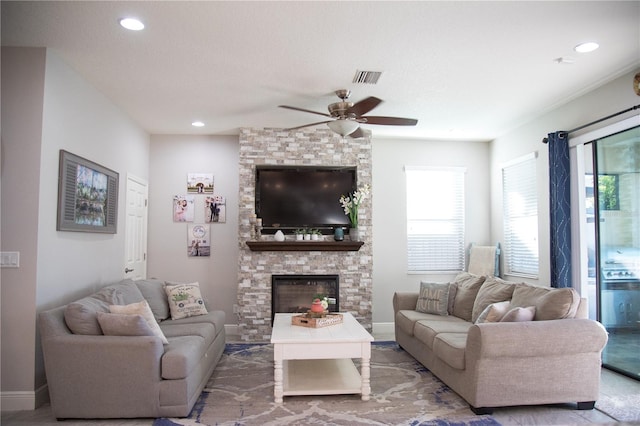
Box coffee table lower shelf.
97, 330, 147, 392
282, 358, 363, 396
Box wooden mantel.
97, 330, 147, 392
246, 240, 364, 252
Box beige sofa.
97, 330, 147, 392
39, 279, 226, 419
393, 272, 608, 414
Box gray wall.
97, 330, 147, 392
147, 135, 240, 324
1, 48, 150, 409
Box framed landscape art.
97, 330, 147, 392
57, 150, 119, 233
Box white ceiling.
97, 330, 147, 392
2, 1, 639, 141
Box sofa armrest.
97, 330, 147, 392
466, 318, 608, 359
41, 334, 165, 418
393, 292, 419, 313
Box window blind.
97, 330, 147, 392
405, 167, 465, 272
502, 153, 539, 276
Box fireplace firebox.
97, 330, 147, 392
271, 274, 339, 324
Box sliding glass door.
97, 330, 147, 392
591, 125, 640, 380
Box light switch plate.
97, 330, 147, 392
0, 252, 20, 268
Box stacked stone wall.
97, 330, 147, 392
237, 128, 373, 341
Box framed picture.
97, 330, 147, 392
173, 195, 195, 222
205, 195, 226, 223
57, 150, 119, 233
187, 173, 214, 194
187, 224, 210, 257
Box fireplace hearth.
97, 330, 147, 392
271, 275, 339, 324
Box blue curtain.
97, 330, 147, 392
547, 131, 572, 288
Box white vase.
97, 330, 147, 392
349, 228, 359, 242
311, 234, 319, 241
296, 234, 303, 241
274, 230, 285, 241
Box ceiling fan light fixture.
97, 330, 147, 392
327, 120, 359, 136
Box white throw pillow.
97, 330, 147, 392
500, 306, 536, 322
97, 312, 155, 337
475, 300, 511, 324
164, 281, 208, 320
109, 300, 169, 344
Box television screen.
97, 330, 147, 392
255, 166, 356, 234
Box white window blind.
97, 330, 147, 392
405, 166, 465, 272
502, 153, 539, 277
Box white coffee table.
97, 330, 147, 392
270, 312, 374, 403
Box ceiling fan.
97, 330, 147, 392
279, 89, 418, 138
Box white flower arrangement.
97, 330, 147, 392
339, 184, 370, 228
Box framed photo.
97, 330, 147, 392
173, 195, 195, 222
57, 150, 119, 233
205, 195, 226, 223
187, 173, 214, 194
187, 224, 210, 257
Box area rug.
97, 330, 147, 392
154, 341, 500, 426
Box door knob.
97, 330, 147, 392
125, 268, 135, 273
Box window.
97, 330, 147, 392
405, 166, 465, 272
502, 153, 538, 277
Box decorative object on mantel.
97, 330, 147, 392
339, 184, 370, 242
274, 230, 285, 241
334, 227, 344, 241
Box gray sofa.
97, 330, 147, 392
393, 272, 608, 414
39, 278, 226, 419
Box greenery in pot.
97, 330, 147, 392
339, 184, 370, 228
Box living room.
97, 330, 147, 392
2, 1, 639, 423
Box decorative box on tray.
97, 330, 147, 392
291, 312, 343, 328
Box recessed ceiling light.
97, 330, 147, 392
192, 121, 205, 127
574, 42, 599, 53
119, 18, 145, 31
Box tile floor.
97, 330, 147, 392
2, 333, 639, 426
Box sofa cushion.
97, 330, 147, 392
414, 318, 472, 349
433, 333, 467, 370
109, 279, 146, 305
110, 300, 169, 344
161, 335, 207, 380
135, 279, 171, 321
471, 277, 516, 323
96, 312, 155, 336
164, 282, 208, 320
451, 272, 486, 322
447, 282, 458, 314
396, 310, 452, 337
162, 310, 226, 337
416, 282, 450, 316
475, 300, 511, 324
501, 306, 536, 322
510, 284, 580, 320
64, 297, 111, 335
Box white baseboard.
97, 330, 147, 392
372, 321, 395, 336
1, 384, 48, 412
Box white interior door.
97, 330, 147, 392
125, 174, 148, 280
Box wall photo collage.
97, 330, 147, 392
174, 173, 226, 257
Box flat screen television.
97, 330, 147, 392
255, 165, 357, 234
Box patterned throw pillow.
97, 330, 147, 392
416, 282, 450, 316
164, 281, 208, 320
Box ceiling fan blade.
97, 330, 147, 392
347, 97, 382, 117
284, 120, 332, 131
362, 116, 418, 126
279, 105, 331, 118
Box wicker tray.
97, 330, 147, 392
291, 313, 343, 328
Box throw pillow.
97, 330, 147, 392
164, 281, 208, 320
416, 282, 450, 316
510, 284, 580, 320
475, 300, 511, 324
109, 300, 169, 344
135, 279, 171, 321
471, 277, 516, 323
500, 306, 536, 322
64, 297, 110, 335
451, 272, 486, 322
96, 312, 155, 337
447, 282, 458, 314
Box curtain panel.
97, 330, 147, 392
547, 131, 572, 288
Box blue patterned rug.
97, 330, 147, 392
154, 341, 500, 426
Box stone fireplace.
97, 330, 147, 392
236, 128, 373, 341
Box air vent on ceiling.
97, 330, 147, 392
352, 70, 383, 85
